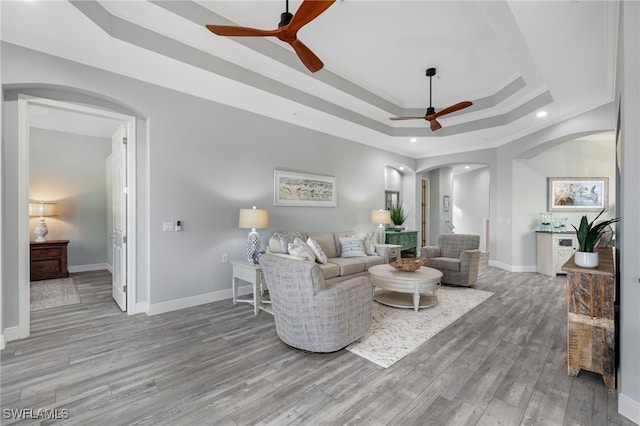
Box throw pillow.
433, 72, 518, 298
307, 237, 328, 264
287, 242, 315, 262
362, 232, 376, 255
268, 231, 306, 254
294, 237, 316, 262
339, 237, 367, 258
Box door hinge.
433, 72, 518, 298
122, 137, 128, 145
123, 187, 129, 195
123, 285, 127, 292
123, 236, 127, 244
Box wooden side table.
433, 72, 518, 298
230, 260, 266, 316
30, 240, 70, 281
562, 247, 616, 390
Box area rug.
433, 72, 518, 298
346, 286, 493, 367
30, 277, 81, 311
261, 286, 493, 368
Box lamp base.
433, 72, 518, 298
34, 219, 48, 242
247, 229, 261, 262
376, 224, 386, 245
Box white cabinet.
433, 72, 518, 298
536, 232, 577, 277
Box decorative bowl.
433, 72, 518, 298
390, 257, 427, 271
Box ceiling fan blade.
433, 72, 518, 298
287, 0, 335, 33
206, 25, 280, 38
289, 39, 324, 72
389, 116, 428, 121
430, 101, 473, 119
430, 120, 442, 131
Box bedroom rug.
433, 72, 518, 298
30, 277, 81, 311
260, 286, 493, 368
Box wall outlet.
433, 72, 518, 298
162, 222, 174, 232
221, 253, 229, 263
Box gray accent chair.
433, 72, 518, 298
421, 234, 481, 287
259, 254, 373, 353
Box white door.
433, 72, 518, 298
111, 125, 127, 311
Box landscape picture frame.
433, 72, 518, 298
547, 177, 608, 212
274, 170, 337, 207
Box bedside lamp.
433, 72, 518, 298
371, 209, 391, 245
29, 200, 58, 242
239, 206, 269, 261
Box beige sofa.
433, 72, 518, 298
267, 231, 388, 284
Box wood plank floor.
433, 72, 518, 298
1, 265, 636, 426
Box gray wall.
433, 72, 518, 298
452, 167, 490, 242
617, 0, 640, 420
29, 128, 111, 268
1, 43, 412, 321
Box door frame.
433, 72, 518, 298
15, 95, 137, 340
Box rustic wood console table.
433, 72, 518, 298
561, 247, 616, 390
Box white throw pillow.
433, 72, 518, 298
288, 240, 315, 262
307, 237, 328, 264
339, 237, 367, 258
362, 232, 376, 255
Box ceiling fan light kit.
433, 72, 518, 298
206, 0, 335, 73
390, 67, 473, 132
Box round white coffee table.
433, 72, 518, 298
368, 264, 443, 312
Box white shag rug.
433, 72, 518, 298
30, 277, 81, 311
260, 286, 493, 368
346, 286, 493, 368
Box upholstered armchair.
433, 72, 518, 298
259, 254, 373, 353
421, 234, 481, 287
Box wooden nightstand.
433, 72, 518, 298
30, 240, 70, 281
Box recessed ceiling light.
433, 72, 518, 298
536, 111, 548, 118
409, 138, 417, 143
465, 165, 470, 169
399, 166, 404, 171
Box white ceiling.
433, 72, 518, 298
2, 0, 619, 158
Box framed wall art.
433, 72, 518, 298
548, 177, 608, 212
274, 170, 337, 207
443, 195, 451, 212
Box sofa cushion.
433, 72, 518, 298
339, 237, 367, 258
288, 238, 316, 262
357, 255, 385, 269
328, 257, 366, 276
306, 237, 328, 264
307, 233, 338, 259
316, 262, 341, 280
427, 257, 461, 271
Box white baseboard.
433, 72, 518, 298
68, 263, 111, 273
0, 333, 5, 350
619, 393, 640, 425
1, 325, 26, 347
487, 260, 537, 273
134, 302, 149, 315
146, 285, 253, 316
488, 260, 512, 271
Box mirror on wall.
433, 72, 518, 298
385, 190, 399, 210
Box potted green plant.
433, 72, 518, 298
571, 209, 620, 267
390, 203, 407, 231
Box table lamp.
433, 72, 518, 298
371, 209, 391, 244
29, 200, 58, 242
239, 206, 269, 261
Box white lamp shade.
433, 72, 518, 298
29, 201, 57, 217
371, 209, 391, 225
239, 207, 269, 229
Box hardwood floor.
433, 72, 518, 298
1, 266, 636, 425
